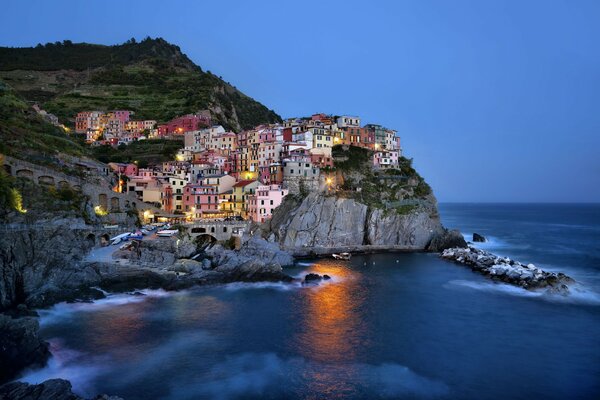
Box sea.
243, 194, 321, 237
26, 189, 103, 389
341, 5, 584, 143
18, 204, 600, 399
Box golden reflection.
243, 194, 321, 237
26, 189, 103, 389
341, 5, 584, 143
292, 259, 369, 396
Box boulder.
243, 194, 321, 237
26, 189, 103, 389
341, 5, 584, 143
0, 379, 123, 400
427, 229, 468, 252
473, 233, 486, 242
0, 314, 50, 384
303, 273, 323, 284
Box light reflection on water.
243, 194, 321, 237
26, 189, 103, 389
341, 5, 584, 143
291, 260, 369, 397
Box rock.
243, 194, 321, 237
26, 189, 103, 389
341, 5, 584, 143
0, 217, 105, 310
303, 273, 323, 284
0, 379, 123, 400
473, 233, 486, 242
427, 229, 468, 252
441, 246, 575, 293
266, 193, 444, 255
323, 274, 331, 280
0, 314, 50, 384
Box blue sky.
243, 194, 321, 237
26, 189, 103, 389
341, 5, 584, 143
2, 0, 599, 202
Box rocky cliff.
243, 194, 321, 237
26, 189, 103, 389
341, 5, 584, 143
265, 193, 445, 255
264, 145, 462, 255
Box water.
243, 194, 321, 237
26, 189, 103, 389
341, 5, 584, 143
19, 204, 600, 399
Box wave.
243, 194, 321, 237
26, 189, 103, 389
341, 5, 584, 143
446, 279, 600, 306
18, 339, 108, 398
163, 352, 449, 399
223, 281, 303, 292
38, 289, 180, 326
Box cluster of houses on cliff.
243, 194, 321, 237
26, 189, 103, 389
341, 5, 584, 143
79, 110, 402, 223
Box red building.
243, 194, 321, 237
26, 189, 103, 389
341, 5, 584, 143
157, 113, 211, 136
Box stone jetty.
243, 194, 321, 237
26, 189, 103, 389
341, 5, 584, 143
441, 246, 574, 294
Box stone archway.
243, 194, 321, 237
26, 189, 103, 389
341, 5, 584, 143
195, 234, 217, 248
110, 197, 120, 212
58, 181, 70, 189
98, 194, 108, 210
85, 233, 96, 247
16, 169, 33, 179
38, 175, 55, 186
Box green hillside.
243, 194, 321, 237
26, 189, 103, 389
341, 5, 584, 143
0, 38, 281, 131
0, 80, 86, 166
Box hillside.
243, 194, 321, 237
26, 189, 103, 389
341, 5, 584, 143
0, 80, 86, 166
0, 38, 281, 131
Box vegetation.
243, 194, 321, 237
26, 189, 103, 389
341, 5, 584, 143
0, 38, 281, 130
0, 81, 86, 167
91, 138, 183, 166
332, 145, 434, 214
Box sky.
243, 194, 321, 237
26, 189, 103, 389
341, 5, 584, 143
1, 0, 599, 202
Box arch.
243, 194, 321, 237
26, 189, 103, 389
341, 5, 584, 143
191, 227, 207, 234
223, 227, 228, 233
85, 233, 96, 247
100, 233, 110, 247
16, 169, 33, 179
3, 164, 12, 175
210, 226, 215, 233
98, 194, 108, 210
110, 197, 120, 212
57, 181, 70, 189
38, 175, 55, 186
195, 234, 217, 247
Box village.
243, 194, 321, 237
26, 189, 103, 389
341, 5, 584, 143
74, 110, 403, 224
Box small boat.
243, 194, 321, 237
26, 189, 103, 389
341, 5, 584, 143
140, 229, 150, 236
129, 230, 144, 240
156, 229, 178, 237
332, 252, 351, 260
110, 232, 131, 245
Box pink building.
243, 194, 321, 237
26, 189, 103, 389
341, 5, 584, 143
247, 184, 289, 223
373, 150, 400, 169
108, 162, 139, 177
183, 184, 220, 218
113, 110, 133, 123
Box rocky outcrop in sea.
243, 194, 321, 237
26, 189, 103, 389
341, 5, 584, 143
441, 246, 574, 294
265, 193, 447, 255
0, 379, 122, 400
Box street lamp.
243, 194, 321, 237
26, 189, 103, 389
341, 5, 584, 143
326, 177, 333, 191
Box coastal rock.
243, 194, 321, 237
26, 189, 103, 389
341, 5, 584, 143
0, 379, 123, 400
473, 233, 486, 242
267, 193, 444, 255
427, 229, 468, 252
0, 314, 50, 384
0, 217, 104, 310
303, 273, 324, 284
441, 246, 574, 294
207, 237, 294, 282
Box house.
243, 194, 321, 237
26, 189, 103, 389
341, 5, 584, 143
336, 115, 361, 128
199, 174, 236, 194
247, 184, 289, 223
183, 184, 220, 218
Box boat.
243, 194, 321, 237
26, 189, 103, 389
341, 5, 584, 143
156, 229, 178, 237
129, 230, 144, 240
110, 232, 131, 245
332, 252, 351, 260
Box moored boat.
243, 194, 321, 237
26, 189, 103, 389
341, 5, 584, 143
332, 252, 351, 260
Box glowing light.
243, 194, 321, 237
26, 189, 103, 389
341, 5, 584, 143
94, 205, 108, 216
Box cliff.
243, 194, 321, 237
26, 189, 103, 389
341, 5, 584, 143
0, 38, 281, 131
264, 145, 463, 255
266, 193, 444, 255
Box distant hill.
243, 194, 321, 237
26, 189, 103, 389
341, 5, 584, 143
0, 38, 281, 131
